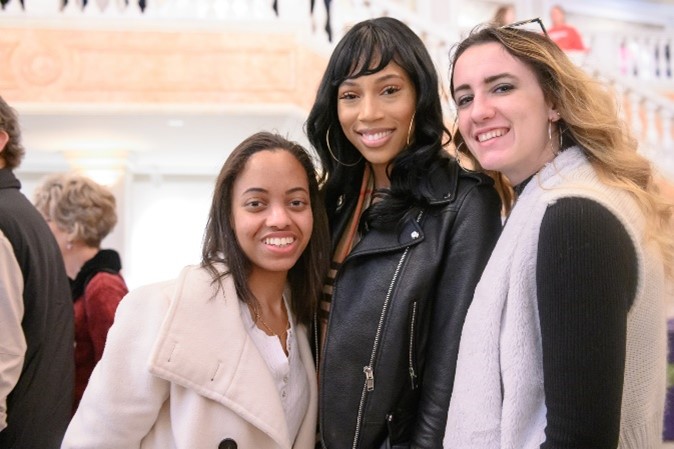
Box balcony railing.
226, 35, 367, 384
3, 0, 674, 178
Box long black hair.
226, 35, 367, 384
305, 17, 450, 229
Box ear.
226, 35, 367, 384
0, 130, 8, 152
548, 108, 561, 123
0, 131, 8, 168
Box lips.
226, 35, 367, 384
476, 128, 508, 142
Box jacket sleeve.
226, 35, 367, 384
412, 180, 502, 448
83, 273, 128, 362
0, 231, 26, 432
62, 283, 171, 448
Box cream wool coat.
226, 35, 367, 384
61, 264, 318, 449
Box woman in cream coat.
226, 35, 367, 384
62, 132, 330, 449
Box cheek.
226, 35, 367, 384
231, 213, 246, 242
300, 213, 314, 235
337, 106, 354, 130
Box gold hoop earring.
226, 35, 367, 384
548, 119, 562, 156
406, 112, 416, 147
326, 127, 362, 167
548, 119, 553, 141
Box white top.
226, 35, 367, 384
241, 298, 309, 444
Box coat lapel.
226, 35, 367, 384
148, 265, 292, 448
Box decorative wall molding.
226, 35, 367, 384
0, 26, 326, 111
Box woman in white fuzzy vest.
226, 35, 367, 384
443, 22, 674, 449
61, 132, 330, 449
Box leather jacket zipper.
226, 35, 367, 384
349, 210, 424, 449
352, 246, 410, 449
408, 301, 418, 389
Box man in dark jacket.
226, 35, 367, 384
0, 96, 74, 448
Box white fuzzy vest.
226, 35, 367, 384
443, 147, 667, 449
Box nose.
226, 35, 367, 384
267, 204, 291, 229
358, 94, 383, 122
469, 93, 495, 122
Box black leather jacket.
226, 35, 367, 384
319, 159, 502, 449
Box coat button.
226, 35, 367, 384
218, 438, 237, 449
410, 231, 420, 239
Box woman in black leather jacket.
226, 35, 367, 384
305, 17, 503, 449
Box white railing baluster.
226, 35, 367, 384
645, 100, 659, 146
630, 91, 645, 139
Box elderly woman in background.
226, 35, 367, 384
34, 172, 127, 413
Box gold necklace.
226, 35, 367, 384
251, 301, 289, 338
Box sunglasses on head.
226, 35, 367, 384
501, 17, 548, 37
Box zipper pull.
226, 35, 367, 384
363, 366, 374, 391
409, 367, 417, 390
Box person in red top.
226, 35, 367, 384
33, 172, 127, 413
548, 5, 586, 51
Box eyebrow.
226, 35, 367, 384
453, 72, 514, 95
340, 72, 405, 88
242, 186, 309, 195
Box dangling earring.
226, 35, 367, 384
558, 121, 564, 151
326, 127, 362, 167
548, 119, 559, 156
548, 119, 553, 141
406, 112, 416, 147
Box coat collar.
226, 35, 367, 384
331, 158, 464, 256
147, 265, 315, 449
0, 168, 20, 191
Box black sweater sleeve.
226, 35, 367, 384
537, 197, 637, 449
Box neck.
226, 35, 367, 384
247, 269, 287, 311
64, 244, 100, 279
247, 269, 290, 352
370, 164, 391, 190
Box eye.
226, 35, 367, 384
289, 198, 309, 209
455, 94, 474, 108
244, 199, 265, 210
338, 91, 358, 101
493, 83, 514, 94
381, 85, 401, 95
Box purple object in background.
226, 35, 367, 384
664, 319, 674, 440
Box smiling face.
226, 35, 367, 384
337, 62, 417, 188
231, 149, 313, 278
452, 42, 559, 185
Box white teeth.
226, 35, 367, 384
477, 129, 506, 142
264, 237, 294, 247
362, 131, 391, 142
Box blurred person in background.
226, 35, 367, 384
34, 172, 127, 414
491, 4, 515, 26
0, 96, 73, 448
548, 4, 587, 52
